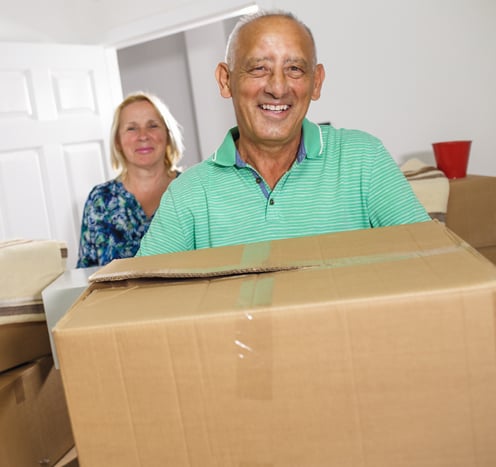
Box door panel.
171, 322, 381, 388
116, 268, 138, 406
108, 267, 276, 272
0, 42, 122, 267
0, 148, 50, 238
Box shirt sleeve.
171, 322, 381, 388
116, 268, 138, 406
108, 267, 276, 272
136, 187, 193, 256
76, 194, 99, 268
367, 140, 431, 227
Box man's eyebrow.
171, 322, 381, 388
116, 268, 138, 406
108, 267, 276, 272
284, 57, 309, 66
244, 56, 308, 66
245, 56, 273, 65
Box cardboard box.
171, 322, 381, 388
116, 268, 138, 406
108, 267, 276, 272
54, 221, 496, 467
446, 175, 496, 263
0, 321, 52, 374
0, 355, 75, 467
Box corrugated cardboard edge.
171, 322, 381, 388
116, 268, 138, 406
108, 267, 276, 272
88, 240, 313, 283
89, 264, 304, 281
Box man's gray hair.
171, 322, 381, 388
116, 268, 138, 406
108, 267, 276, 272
225, 9, 318, 70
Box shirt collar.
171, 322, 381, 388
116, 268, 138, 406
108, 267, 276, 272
212, 118, 324, 167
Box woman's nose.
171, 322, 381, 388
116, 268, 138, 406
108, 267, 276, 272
137, 128, 148, 140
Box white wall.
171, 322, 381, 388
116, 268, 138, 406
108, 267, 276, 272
276, 0, 496, 174
184, 20, 237, 158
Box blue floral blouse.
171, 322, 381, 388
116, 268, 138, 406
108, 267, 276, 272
77, 178, 168, 268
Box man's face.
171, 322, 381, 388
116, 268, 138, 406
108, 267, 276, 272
218, 16, 325, 150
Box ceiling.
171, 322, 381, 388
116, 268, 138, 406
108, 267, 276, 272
0, 0, 172, 45
0, 0, 258, 47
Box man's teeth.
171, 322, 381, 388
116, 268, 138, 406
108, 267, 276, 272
261, 104, 289, 111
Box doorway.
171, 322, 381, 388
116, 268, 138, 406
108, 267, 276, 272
117, 15, 243, 169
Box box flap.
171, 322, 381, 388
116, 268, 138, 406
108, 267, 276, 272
89, 221, 478, 283
88, 239, 303, 282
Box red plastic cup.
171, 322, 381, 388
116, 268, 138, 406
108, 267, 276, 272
432, 140, 471, 179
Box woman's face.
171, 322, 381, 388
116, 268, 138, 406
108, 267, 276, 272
117, 100, 169, 171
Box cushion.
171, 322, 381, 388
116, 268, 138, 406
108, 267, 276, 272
401, 158, 450, 223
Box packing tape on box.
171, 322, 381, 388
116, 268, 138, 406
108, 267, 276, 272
240, 241, 272, 267
319, 244, 467, 268
236, 276, 274, 401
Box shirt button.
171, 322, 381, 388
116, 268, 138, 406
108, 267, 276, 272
256, 177, 262, 184
269, 199, 275, 205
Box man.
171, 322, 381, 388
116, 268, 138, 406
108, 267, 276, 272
136, 10, 430, 256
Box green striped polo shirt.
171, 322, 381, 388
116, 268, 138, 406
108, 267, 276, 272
137, 119, 430, 256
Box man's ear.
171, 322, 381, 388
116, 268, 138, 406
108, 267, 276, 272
215, 62, 232, 98
311, 64, 326, 101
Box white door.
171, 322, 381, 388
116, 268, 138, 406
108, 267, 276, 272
0, 42, 122, 268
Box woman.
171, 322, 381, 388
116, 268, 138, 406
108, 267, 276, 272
76, 91, 184, 267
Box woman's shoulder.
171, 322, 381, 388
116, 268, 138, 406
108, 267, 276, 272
87, 178, 124, 198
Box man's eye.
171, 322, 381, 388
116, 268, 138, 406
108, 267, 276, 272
287, 66, 304, 77
249, 66, 268, 75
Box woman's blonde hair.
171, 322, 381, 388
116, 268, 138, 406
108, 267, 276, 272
110, 91, 184, 179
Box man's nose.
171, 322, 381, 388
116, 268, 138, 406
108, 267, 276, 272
265, 69, 288, 97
